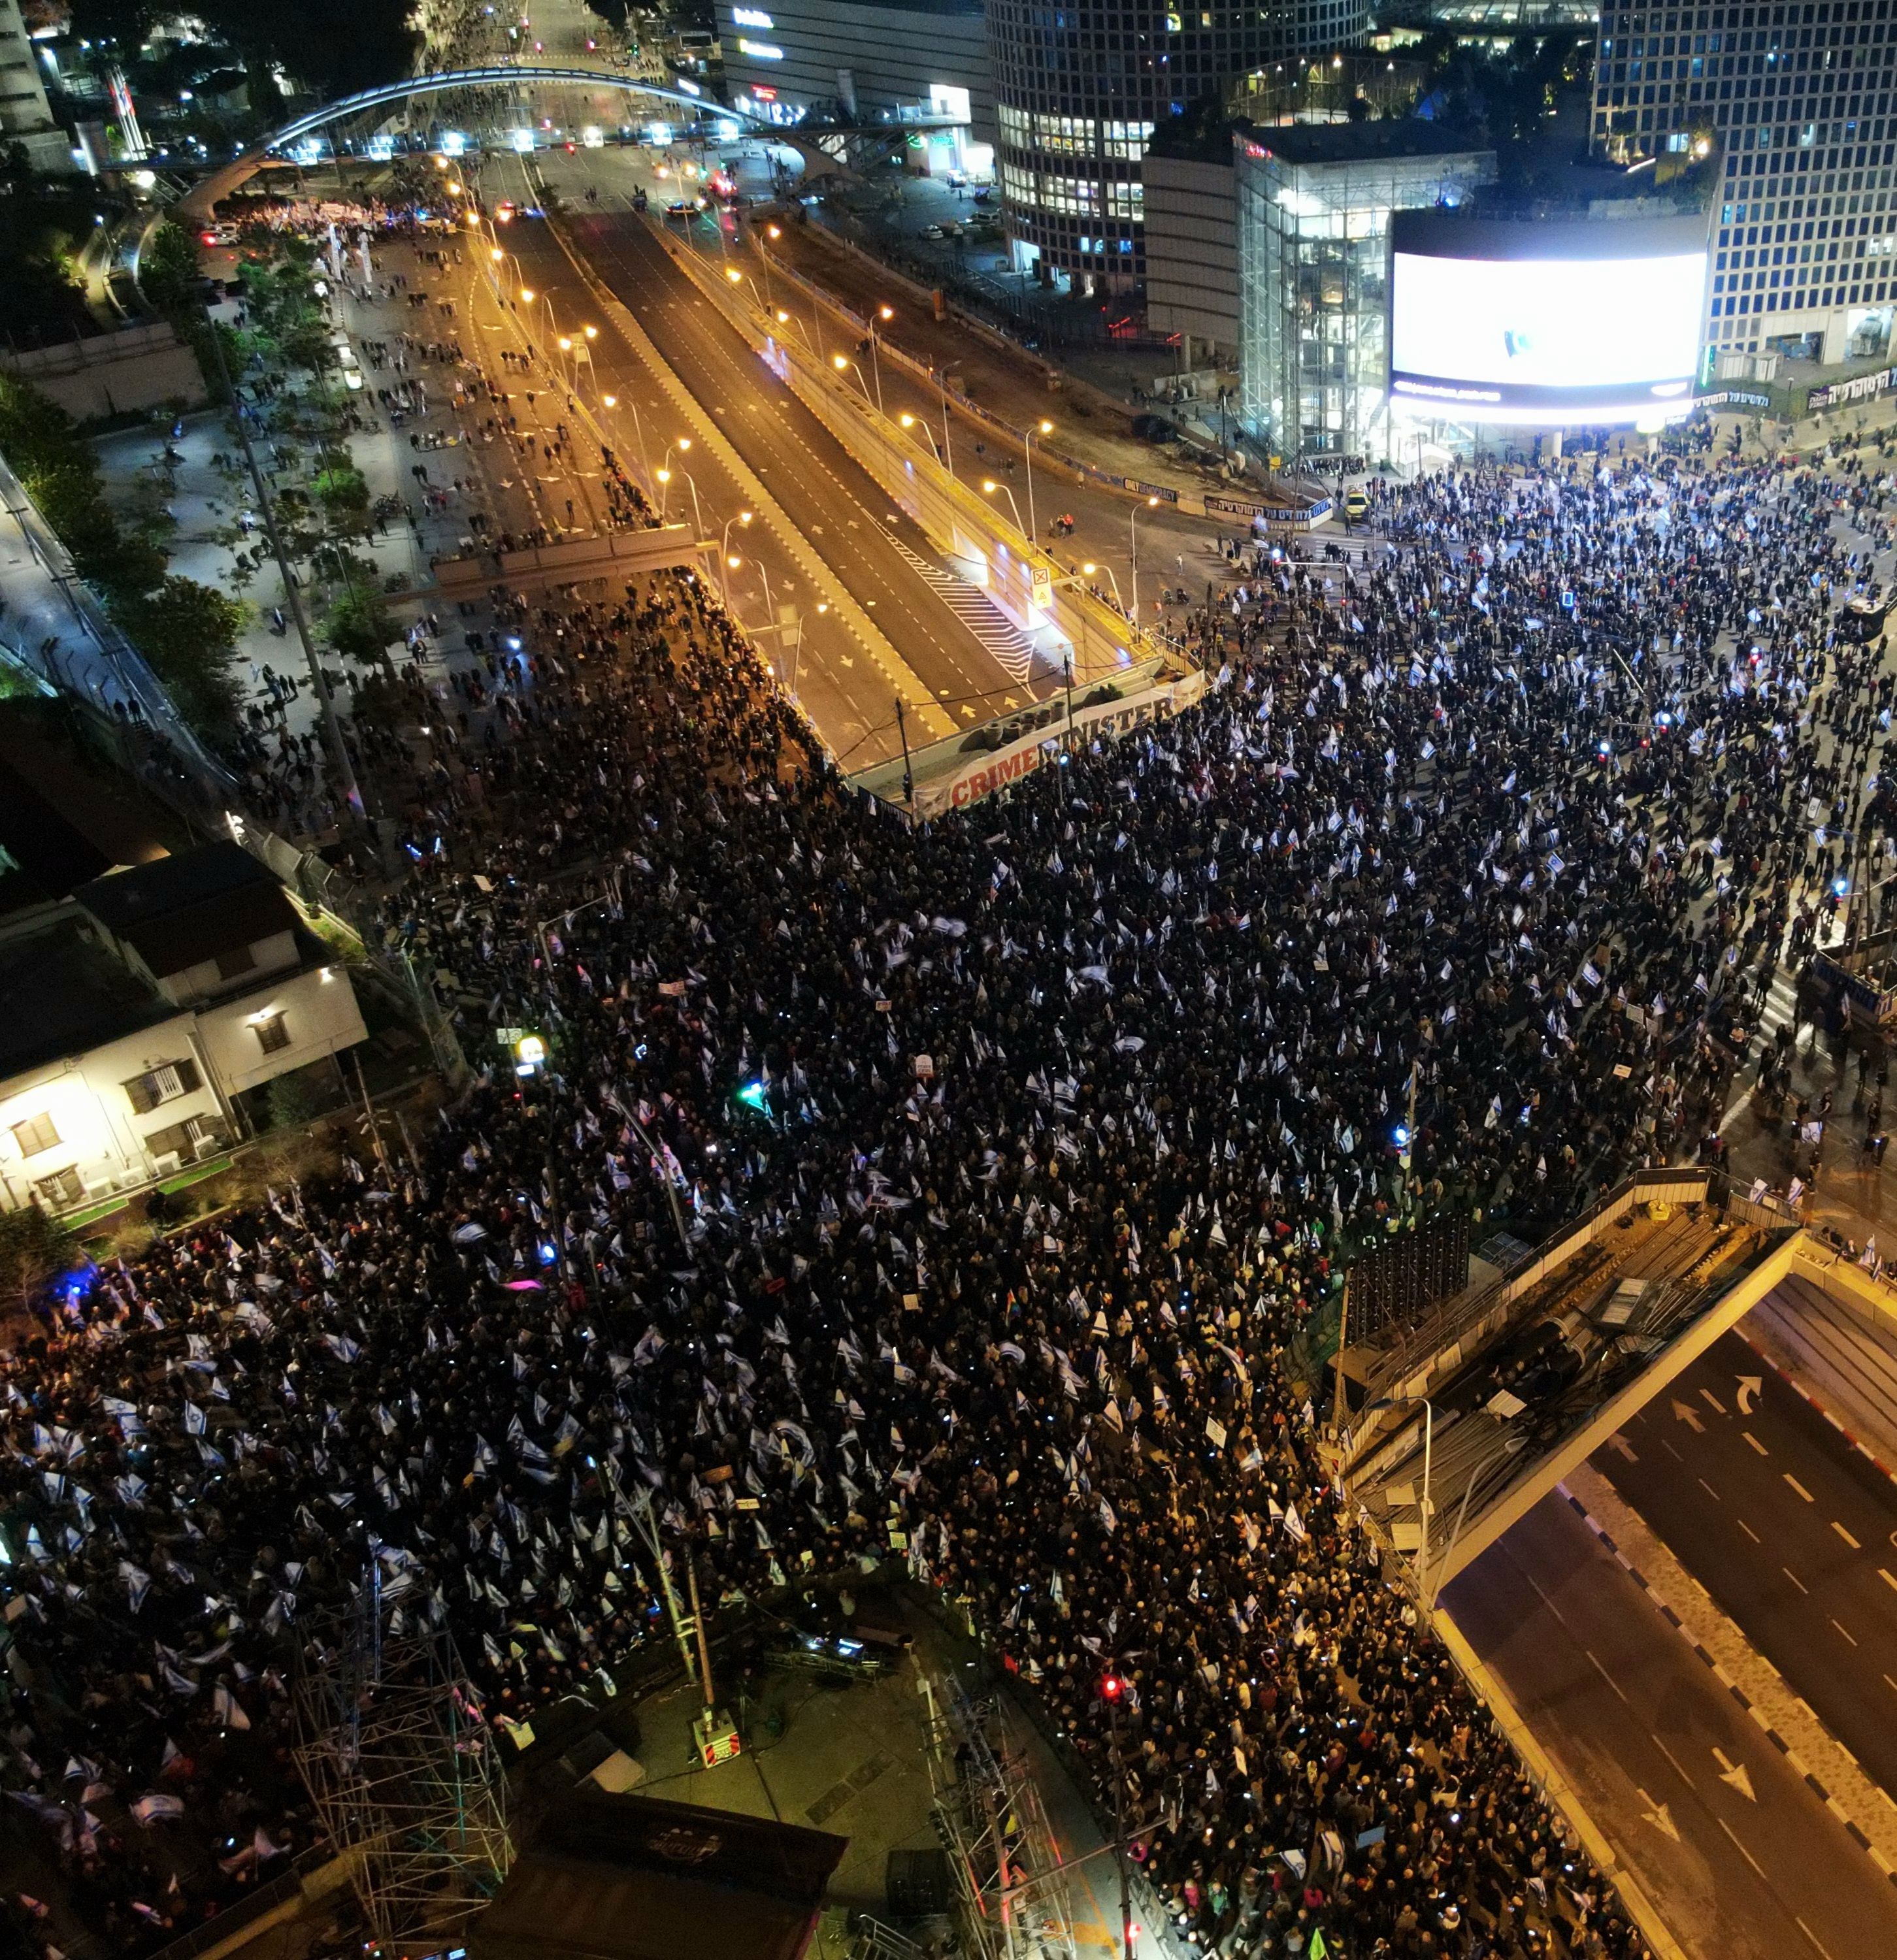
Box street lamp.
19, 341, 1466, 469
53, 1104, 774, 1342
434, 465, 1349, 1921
719, 507, 753, 589
831, 351, 874, 408
1024, 417, 1053, 541
866, 302, 892, 413
981, 476, 1025, 536
1100, 1675, 1134, 1960
1081, 558, 1125, 614
601, 392, 653, 495
898, 412, 942, 464
775, 306, 825, 365
1129, 494, 1159, 632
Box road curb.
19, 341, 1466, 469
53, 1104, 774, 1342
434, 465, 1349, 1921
1562, 1466, 1897, 1887
1430, 1605, 1692, 1960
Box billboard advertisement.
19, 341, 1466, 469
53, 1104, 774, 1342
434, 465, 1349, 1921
1389, 212, 1708, 425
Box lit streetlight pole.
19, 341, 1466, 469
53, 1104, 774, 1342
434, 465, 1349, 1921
981, 476, 1026, 536
898, 412, 942, 464
1024, 416, 1053, 542
1129, 494, 1159, 633
831, 352, 874, 409
866, 302, 892, 414
600, 392, 653, 494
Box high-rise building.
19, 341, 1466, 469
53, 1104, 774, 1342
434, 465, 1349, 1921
1592, 1, 1897, 365
987, 0, 1365, 293
0, 0, 71, 174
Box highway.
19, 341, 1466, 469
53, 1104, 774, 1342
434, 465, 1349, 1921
474, 173, 1054, 763
1595, 1321, 1897, 1799
548, 206, 1044, 711
1445, 1492, 1897, 1960
524, 139, 1275, 629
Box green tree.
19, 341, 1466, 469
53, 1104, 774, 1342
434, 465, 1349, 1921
139, 218, 203, 321
0, 1206, 76, 1320
116, 576, 245, 734
325, 580, 396, 666
310, 460, 369, 525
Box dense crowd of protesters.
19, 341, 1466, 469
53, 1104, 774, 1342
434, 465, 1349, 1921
1, 433, 1893, 1960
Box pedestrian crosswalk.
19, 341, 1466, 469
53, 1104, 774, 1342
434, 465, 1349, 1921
1721, 966, 1804, 1129
888, 536, 1037, 683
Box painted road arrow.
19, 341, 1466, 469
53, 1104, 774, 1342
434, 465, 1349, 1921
1713, 1748, 1757, 1801
1607, 1434, 1638, 1463
1736, 1375, 1764, 1414
1637, 1788, 1681, 1842
1671, 1399, 1707, 1433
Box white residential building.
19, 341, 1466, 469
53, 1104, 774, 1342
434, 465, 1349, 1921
0, 842, 367, 1217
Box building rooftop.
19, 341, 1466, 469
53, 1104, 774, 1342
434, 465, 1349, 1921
74, 840, 299, 979
0, 915, 173, 1079
1241, 118, 1493, 167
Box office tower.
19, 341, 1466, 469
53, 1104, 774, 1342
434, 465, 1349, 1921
988, 0, 1365, 293
1593, 1, 1897, 362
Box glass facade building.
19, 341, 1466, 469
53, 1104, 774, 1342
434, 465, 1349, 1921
1234, 125, 1494, 461
986, 0, 1367, 292
1592, 1, 1897, 363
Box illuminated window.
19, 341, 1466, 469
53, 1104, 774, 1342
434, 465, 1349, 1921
253, 1014, 291, 1056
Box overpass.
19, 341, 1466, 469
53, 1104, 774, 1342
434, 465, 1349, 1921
177, 65, 970, 221
1340, 1167, 1814, 1596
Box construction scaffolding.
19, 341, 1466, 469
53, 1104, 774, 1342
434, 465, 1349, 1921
921, 1673, 1078, 1960
293, 1567, 514, 1949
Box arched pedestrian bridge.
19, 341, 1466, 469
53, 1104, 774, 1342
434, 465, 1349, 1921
178, 64, 968, 220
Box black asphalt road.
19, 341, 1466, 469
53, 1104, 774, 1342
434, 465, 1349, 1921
1447, 1494, 1897, 1960
515, 209, 1043, 733
1598, 1324, 1897, 1799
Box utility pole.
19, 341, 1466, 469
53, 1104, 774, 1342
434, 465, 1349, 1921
1102, 1676, 1133, 1960
1331, 1271, 1351, 1436
201, 304, 366, 824
895, 695, 914, 806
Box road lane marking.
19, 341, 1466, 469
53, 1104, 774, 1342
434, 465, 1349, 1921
1784, 1567, 1809, 1593
1713, 1748, 1758, 1801
1880, 1567, 1897, 1595
1743, 1431, 1769, 1456
1738, 1517, 1761, 1542
1719, 1818, 1768, 1874
1700, 1478, 1721, 1502
1662, 1439, 1685, 1463
1785, 1473, 1815, 1502
1700, 1388, 1728, 1414
1796, 1916, 1839, 1960
1832, 1520, 1861, 1548
1655, 1739, 1696, 1788
1832, 1618, 1858, 1645
1585, 1648, 1631, 1703
1636, 1788, 1681, 1840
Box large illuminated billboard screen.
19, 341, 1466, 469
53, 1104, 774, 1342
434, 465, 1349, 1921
1388, 212, 1708, 425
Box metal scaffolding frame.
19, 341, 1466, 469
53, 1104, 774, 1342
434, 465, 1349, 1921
292, 1569, 514, 1949
921, 1673, 1078, 1960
